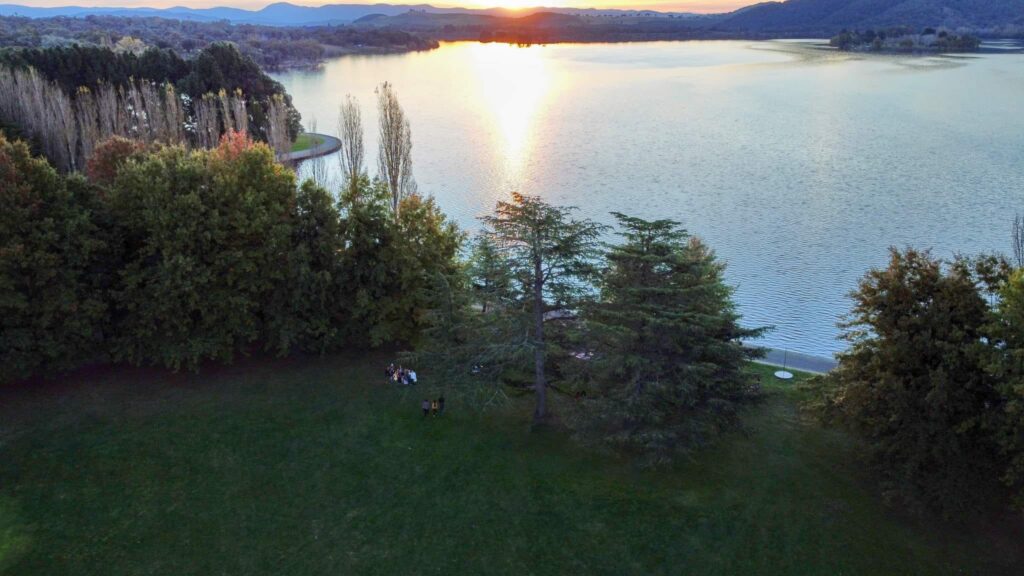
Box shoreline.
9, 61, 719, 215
752, 347, 837, 375
278, 132, 342, 163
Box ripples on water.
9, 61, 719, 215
273, 40, 1024, 358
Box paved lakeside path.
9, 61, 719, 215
753, 348, 838, 375
277, 132, 341, 163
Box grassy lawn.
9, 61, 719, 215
290, 133, 324, 153
1, 354, 1021, 575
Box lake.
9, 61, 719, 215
272, 40, 1024, 358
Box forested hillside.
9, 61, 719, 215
0, 14, 438, 69
713, 0, 1024, 35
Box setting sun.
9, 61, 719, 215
462, 0, 544, 9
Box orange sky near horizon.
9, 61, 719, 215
8, 0, 753, 15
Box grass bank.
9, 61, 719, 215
291, 133, 324, 153
0, 355, 1020, 574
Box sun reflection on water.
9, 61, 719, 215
468, 43, 554, 183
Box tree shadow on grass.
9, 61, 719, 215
0, 495, 29, 573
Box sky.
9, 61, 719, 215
6, 1, 753, 15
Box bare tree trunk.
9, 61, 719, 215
0, 64, 261, 171
231, 91, 248, 136
306, 116, 329, 188
1013, 213, 1024, 269
376, 81, 415, 215
266, 94, 291, 157
163, 84, 186, 144
75, 87, 99, 169
337, 94, 364, 192
532, 254, 547, 423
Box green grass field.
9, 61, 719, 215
290, 133, 324, 153
1, 355, 1021, 575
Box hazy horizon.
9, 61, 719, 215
0, 0, 751, 15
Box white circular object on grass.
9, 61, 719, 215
774, 370, 794, 380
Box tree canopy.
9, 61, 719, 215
0, 133, 108, 381
0, 130, 464, 377
576, 213, 766, 464
804, 248, 1014, 515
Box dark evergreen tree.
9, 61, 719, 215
577, 213, 765, 464
805, 248, 1003, 514
988, 269, 1024, 509
480, 193, 605, 423
468, 235, 512, 315
176, 43, 302, 139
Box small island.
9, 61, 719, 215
830, 27, 981, 54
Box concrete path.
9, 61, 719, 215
277, 132, 341, 163
753, 348, 838, 375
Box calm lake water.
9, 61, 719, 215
272, 40, 1024, 358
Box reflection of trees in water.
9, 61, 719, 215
746, 40, 970, 72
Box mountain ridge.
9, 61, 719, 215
0, 1, 1021, 33
0, 2, 702, 26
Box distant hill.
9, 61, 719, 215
0, 0, 1020, 35
0, 3, 700, 27
0, 5, 254, 22
351, 9, 591, 31
712, 0, 1024, 34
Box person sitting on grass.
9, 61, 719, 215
385, 363, 395, 382
409, 369, 417, 385
422, 398, 430, 417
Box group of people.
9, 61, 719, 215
422, 396, 445, 417
384, 363, 446, 417
385, 363, 417, 386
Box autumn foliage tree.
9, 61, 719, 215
85, 136, 145, 185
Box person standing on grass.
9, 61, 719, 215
431, 399, 438, 416
438, 395, 445, 415
422, 398, 430, 417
